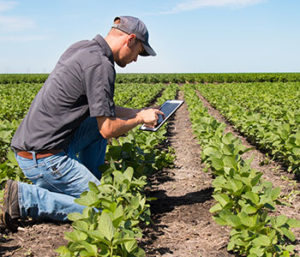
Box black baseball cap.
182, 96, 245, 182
112, 16, 156, 56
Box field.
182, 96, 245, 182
0, 73, 299, 257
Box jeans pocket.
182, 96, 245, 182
45, 154, 72, 180
16, 155, 39, 171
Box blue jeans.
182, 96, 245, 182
15, 117, 107, 221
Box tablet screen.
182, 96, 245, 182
140, 100, 184, 132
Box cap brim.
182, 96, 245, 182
140, 42, 156, 56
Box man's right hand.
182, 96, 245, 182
97, 108, 164, 139
136, 108, 165, 128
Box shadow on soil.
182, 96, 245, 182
0, 236, 19, 255
149, 187, 213, 215
141, 188, 213, 256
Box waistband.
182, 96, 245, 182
15, 149, 64, 160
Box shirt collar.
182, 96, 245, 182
93, 34, 114, 64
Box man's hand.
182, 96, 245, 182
97, 107, 164, 139
136, 108, 165, 128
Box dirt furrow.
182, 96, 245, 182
142, 91, 233, 257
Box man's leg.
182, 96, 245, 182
67, 117, 107, 180
3, 116, 106, 227
18, 182, 84, 221
15, 151, 100, 222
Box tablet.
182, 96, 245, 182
139, 100, 184, 132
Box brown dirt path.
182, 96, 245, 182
141, 91, 233, 257
0, 221, 71, 256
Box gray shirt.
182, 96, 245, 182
11, 35, 116, 151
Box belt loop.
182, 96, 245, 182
30, 151, 37, 165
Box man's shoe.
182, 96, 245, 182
0, 179, 20, 232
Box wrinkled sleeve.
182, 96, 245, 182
83, 60, 116, 117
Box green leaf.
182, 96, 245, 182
239, 212, 255, 227
213, 216, 228, 226
249, 246, 264, 256
228, 215, 242, 228
55, 246, 72, 257
222, 144, 233, 155
75, 191, 100, 207
227, 240, 235, 251
223, 156, 237, 169
244, 191, 260, 205
213, 194, 230, 207
130, 196, 140, 209
124, 239, 138, 253
82, 207, 93, 219
131, 247, 146, 257
287, 218, 300, 228
6, 150, 18, 165
252, 235, 271, 247
72, 220, 89, 232
209, 203, 222, 213
112, 205, 124, 227
276, 215, 288, 227
271, 187, 281, 200
244, 205, 258, 215
203, 146, 218, 156
80, 241, 98, 256
68, 212, 84, 221
210, 157, 223, 170
65, 230, 87, 242
222, 133, 235, 145
281, 227, 296, 242
286, 245, 295, 252
227, 179, 243, 193
88, 182, 100, 194
88, 231, 110, 245
251, 173, 263, 186
114, 237, 136, 245
99, 211, 115, 242
123, 167, 134, 182
113, 171, 124, 185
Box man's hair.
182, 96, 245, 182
114, 17, 121, 24
108, 17, 122, 35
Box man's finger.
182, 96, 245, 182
157, 110, 165, 118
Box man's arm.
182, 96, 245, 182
115, 106, 140, 119
97, 108, 164, 139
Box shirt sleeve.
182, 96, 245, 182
83, 60, 116, 118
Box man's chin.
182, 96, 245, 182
116, 61, 127, 68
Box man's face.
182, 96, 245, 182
116, 36, 144, 68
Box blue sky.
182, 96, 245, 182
0, 0, 299, 73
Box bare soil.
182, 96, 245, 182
0, 90, 299, 257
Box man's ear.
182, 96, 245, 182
127, 34, 137, 47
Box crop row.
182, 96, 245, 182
57, 84, 178, 256
196, 82, 300, 176
1, 73, 300, 85
183, 85, 299, 257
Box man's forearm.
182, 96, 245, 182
115, 106, 140, 119
97, 115, 142, 139
97, 108, 164, 139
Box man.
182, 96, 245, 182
1, 16, 163, 232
